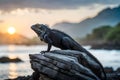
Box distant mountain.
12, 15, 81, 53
0, 33, 29, 45
0, 32, 46, 45
52, 6, 120, 38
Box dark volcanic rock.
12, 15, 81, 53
104, 67, 114, 73
116, 67, 120, 72
106, 72, 120, 80
29, 50, 105, 80
5, 76, 32, 80
0, 56, 23, 63
91, 43, 120, 50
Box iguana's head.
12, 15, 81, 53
31, 24, 49, 33
31, 23, 50, 40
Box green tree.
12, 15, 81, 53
85, 25, 111, 40
105, 24, 120, 43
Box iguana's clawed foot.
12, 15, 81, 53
40, 51, 48, 54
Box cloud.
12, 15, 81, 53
0, 0, 120, 12
0, 20, 4, 23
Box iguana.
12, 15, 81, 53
31, 23, 106, 80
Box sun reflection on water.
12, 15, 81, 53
8, 63, 18, 79
8, 54, 17, 59
8, 45, 18, 79
8, 45, 15, 52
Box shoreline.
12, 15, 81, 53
91, 43, 120, 50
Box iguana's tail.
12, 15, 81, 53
78, 45, 107, 80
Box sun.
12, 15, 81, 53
8, 26, 16, 35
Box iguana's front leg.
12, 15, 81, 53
47, 43, 52, 52
41, 43, 52, 54
41, 34, 52, 54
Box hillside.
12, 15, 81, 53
0, 33, 45, 45
81, 23, 120, 49
52, 6, 120, 38
0, 33, 29, 45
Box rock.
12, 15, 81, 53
106, 72, 120, 80
5, 76, 32, 80
116, 67, 120, 72
104, 67, 114, 73
30, 50, 105, 80
0, 56, 23, 63
91, 43, 120, 50
7, 71, 120, 80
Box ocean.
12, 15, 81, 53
0, 45, 120, 80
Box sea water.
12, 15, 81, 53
0, 45, 120, 80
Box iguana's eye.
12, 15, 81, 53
40, 26, 44, 30
39, 27, 42, 30
37, 25, 42, 30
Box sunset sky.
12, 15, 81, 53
0, 0, 120, 37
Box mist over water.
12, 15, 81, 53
0, 45, 120, 80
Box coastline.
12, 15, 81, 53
91, 43, 120, 50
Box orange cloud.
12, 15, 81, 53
0, 20, 4, 23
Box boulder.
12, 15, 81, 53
104, 67, 114, 73
116, 67, 120, 72
0, 56, 23, 63
30, 50, 104, 80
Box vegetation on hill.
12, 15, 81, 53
105, 23, 120, 43
83, 22, 120, 42
81, 22, 120, 49
85, 25, 112, 41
